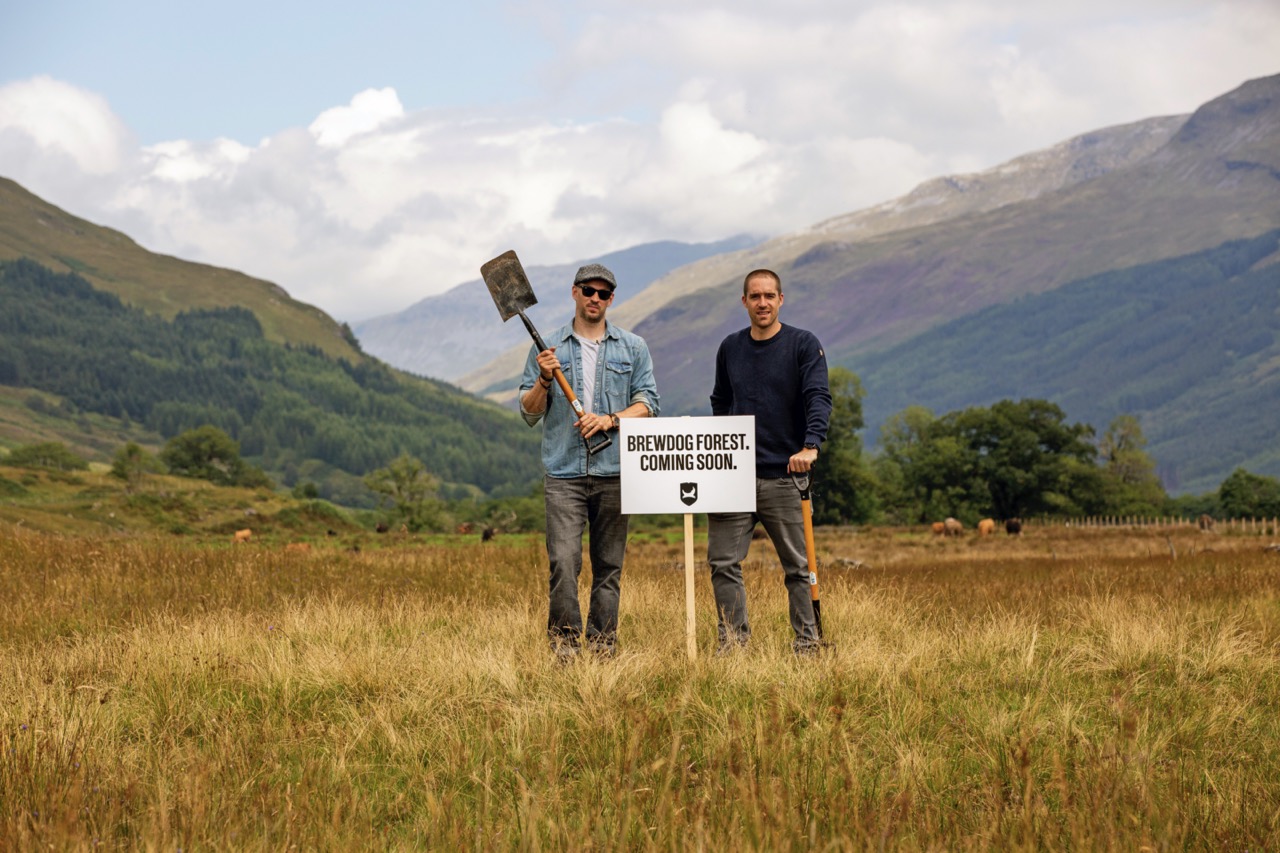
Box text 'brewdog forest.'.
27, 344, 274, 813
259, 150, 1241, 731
621, 417, 756, 514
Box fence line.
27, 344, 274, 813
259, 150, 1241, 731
1036, 515, 1279, 535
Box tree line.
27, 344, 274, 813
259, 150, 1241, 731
0, 258, 543, 504
810, 368, 1280, 527
5, 257, 1277, 529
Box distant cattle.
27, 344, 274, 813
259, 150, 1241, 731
931, 521, 946, 536
943, 517, 963, 537
1005, 518, 1023, 536
481, 526, 497, 542
375, 522, 389, 534
977, 518, 996, 537
233, 528, 252, 543
1198, 514, 1216, 533
456, 522, 475, 535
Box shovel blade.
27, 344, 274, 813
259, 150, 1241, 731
480, 250, 538, 322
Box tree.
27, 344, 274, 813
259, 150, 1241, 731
877, 406, 987, 523
161, 425, 272, 488
947, 399, 1098, 520
1096, 415, 1166, 515
1218, 468, 1280, 518
814, 367, 878, 524
4, 441, 89, 471
877, 399, 1099, 522
364, 454, 441, 531
110, 442, 162, 492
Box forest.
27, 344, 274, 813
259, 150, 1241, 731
4, 256, 1279, 527
0, 259, 543, 504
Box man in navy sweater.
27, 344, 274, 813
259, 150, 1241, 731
708, 268, 832, 655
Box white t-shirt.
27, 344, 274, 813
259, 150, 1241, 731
576, 335, 601, 415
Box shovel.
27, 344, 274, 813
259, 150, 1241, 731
480, 250, 611, 456
790, 471, 823, 639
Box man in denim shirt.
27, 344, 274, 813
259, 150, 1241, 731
520, 263, 660, 661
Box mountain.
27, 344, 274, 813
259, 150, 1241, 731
351, 235, 760, 382
461, 73, 1280, 494
854, 231, 1280, 495
0, 183, 545, 502
635, 74, 1280, 415
0, 177, 358, 361
457, 112, 1188, 399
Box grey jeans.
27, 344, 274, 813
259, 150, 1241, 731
707, 476, 820, 647
544, 475, 628, 648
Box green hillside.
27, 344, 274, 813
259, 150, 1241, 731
0, 177, 357, 361
634, 74, 1280, 417
0, 259, 542, 502
851, 232, 1280, 494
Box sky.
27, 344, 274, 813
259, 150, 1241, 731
2, 1, 1278, 323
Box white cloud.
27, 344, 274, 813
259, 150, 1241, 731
309, 88, 405, 147
1, 2, 1278, 324
0, 75, 131, 174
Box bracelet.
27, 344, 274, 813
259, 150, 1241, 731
610, 413, 620, 430
538, 375, 552, 389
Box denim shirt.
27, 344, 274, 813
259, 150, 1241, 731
520, 321, 660, 478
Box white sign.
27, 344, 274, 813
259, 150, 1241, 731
620, 416, 756, 514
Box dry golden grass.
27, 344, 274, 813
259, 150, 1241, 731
2, 522, 1279, 850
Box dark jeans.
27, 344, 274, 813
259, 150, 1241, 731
707, 477, 820, 648
544, 475, 628, 649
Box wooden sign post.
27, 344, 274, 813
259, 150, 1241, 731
620, 416, 756, 660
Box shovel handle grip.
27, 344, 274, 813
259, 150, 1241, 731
525, 312, 611, 457
550, 368, 612, 456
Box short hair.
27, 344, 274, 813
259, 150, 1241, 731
742, 268, 781, 296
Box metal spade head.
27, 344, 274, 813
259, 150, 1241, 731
480, 250, 537, 322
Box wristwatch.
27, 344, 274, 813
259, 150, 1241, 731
803, 442, 819, 453
610, 413, 620, 431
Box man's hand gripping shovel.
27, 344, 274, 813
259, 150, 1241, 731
481, 250, 611, 456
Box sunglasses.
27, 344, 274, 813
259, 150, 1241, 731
577, 284, 615, 300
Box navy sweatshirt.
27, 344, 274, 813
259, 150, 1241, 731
710, 324, 832, 479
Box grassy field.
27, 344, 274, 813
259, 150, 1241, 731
2, 522, 1279, 850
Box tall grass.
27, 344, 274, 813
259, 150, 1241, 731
2, 525, 1279, 849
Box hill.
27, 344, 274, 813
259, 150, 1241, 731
457, 112, 1187, 398
0, 258, 543, 502
635, 74, 1280, 415
853, 231, 1280, 494
351, 235, 760, 382
453, 73, 1280, 494
0, 176, 358, 361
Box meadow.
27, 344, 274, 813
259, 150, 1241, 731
2, 522, 1279, 850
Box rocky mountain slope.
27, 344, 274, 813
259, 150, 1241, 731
352, 236, 758, 382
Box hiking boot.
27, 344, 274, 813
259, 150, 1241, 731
551, 641, 581, 666
587, 638, 618, 659
793, 639, 831, 658
715, 638, 748, 657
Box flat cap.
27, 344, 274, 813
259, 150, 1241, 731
573, 263, 617, 289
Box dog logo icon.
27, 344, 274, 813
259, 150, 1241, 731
680, 482, 698, 506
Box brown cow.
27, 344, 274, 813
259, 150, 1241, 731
931, 521, 946, 536
943, 517, 963, 537
1005, 518, 1023, 536
233, 528, 252, 543
977, 518, 996, 536
1198, 514, 1216, 533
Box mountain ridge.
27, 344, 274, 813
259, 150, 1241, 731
0, 177, 359, 362
352, 235, 760, 382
